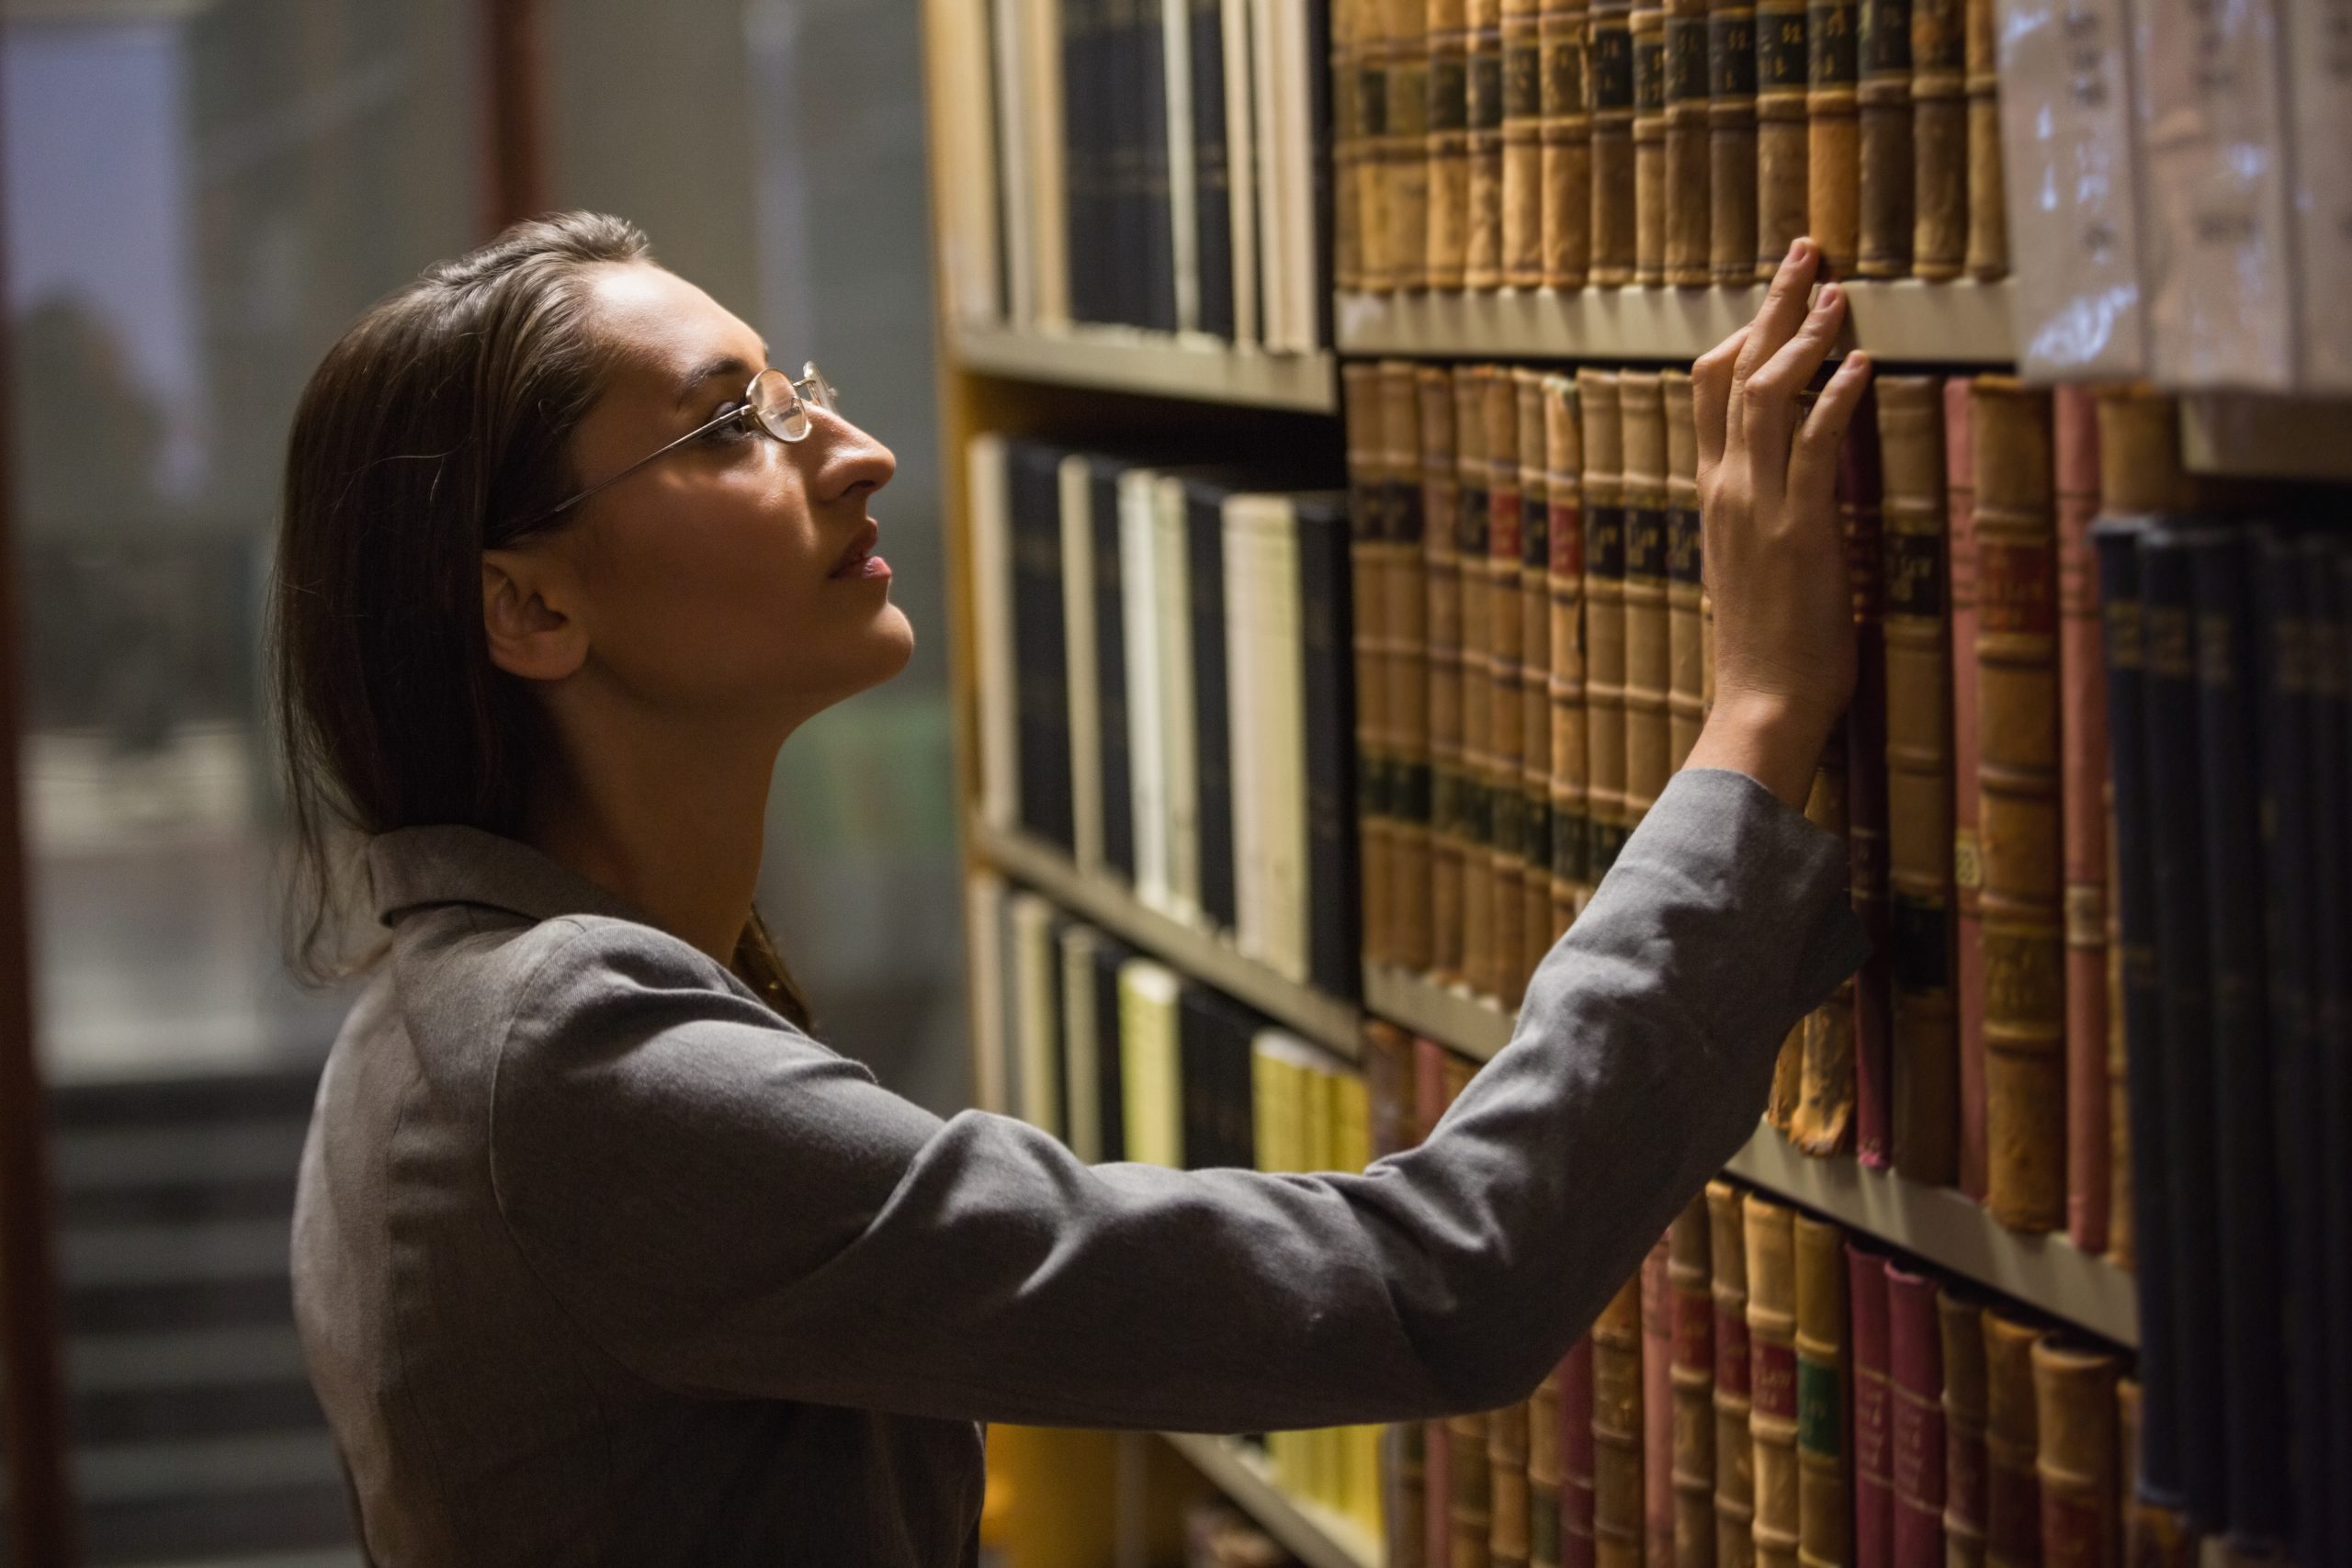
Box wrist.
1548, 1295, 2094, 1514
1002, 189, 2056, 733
1684, 692, 1839, 810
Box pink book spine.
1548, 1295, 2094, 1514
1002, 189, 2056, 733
1563, 1336, 1599, 1568
1885, 1266, 1947, 1568
1642, 1238, 1675, 1568
1943, 376, 1987, 1202
2052, 385, 2109, 1255
1849, 1243, 1894, 1568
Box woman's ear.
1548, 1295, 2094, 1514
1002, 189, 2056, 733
481, 548, 589, 682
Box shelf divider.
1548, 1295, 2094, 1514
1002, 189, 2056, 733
950, 321, 1340, 412
1160, 1433, 1381, 1568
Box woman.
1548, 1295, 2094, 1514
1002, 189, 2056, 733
280, 211, 1872, 1564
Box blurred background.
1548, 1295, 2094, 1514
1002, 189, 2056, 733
0, 1, 964, 1561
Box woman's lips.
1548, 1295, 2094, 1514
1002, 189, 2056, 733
831, 520, 888, 581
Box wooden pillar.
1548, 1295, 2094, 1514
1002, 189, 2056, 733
481, 0, 551, 233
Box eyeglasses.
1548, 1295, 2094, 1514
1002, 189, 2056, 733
537, 362, 839, 522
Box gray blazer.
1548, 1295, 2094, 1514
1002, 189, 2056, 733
291, 766, 1863, 1565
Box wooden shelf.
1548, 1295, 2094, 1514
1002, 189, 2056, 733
1161, 1433, 1382, 1568
1334, 279, 2017, 366
2179, 391, 2352, 482
1363, 961, 2140, 1348
950, 320, 1340, 412
967, 819, 1363, 1057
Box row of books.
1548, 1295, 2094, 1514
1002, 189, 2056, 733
967, 435, 1363, 999
939, 0, 1333, 350
1327, 0, 2012, 296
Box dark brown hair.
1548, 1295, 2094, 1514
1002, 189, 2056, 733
270, 211, 810, 1026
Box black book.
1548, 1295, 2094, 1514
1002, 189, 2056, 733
1103, 0, 1145, 328
1091, 934, 1133, 1163
1295, 492, 1363, 1000
1186, 478, 1238, 933
1306, 0, 1335, 348
1009, 443, 1077, 852
1190, 0, 1236, 339
2136, 522, 2228, 1527
2320, 547, 2352, 1557
1138, 0, 1178, 332
2190, 531, 2289, 1543
1064, 0, 1102, 324
1091, 459, 1136, 882
1175, 982, 1257, 1169
2094, 516, 2181, 1508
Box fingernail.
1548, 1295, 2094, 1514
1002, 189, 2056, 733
1849, 351, 1871, 373
1788, 237, 1808, 263
1816, 283, 1842, 310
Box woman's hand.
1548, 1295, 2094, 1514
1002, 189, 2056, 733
1682, 236, 1873, 810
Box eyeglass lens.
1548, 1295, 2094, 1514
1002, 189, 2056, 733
748, 364, 836, 443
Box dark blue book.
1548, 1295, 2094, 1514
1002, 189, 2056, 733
2320, 547, 2352, 1563
1175, 982, 1256, 1169
1188, 0, 1235, 338
2136, 522, 2229, 1529
1063, 0, 1102, 323
1090, 459, 1136, 882
2190, 531, 2289, 1545
1009, 443, 1076, 853
1090, 934, 1132, 1163
1104, 0, 1147, 328
1183, 479, 1238, 934
1137, 0, 1177, 332
1294, 493, 1363, 1000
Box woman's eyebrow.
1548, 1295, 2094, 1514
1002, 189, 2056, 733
673, 353, 760, 407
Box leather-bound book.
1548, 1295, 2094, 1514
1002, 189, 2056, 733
1578, 370, 1630, 879
1519, 370, 1557, 994
1744, 1194, 1801, 1568
1354, 0, 1395, 296
1504, 0, 1547, 286
1855, 0, 1912, 276
1885, 1265, 1946, 1568
1804, 0, 1860, 275
1633, 0, 1671, 283
1620, 373, 1672, 832
1496, 1396, 1536, 1568
1420, 367, 1466, 982
1706, 1181, 1756, 1568
1768, 1012, 1804, 1138
1383, 362, 1436, 975
1792, 1214, 1849, 1568
1670, 1197, 1716, 1568
1663, 370, 1706, 769
1533, 1358, 1567, 1568
1469, 0, 1508, 288
1595, 1272, 1648, 1568
1944, 378, 1986, 1201
1297, 493, 1364, 1000
1665, 0, 1713, 283
1938, 1288, 1989, 1568
1443, 1055, 1494, 1567
1590, 0, 1639, 283
1876, 377, 1958, 1187
1972, 378, 2063, 1235
1455, 368, 1498, 995
1843, 382, 1894, 1168
1566, 1336, 1601, 1568
1485, 367, 1528, 1003
2318, 554, 2352, 1568
2052, 388, 2108, 1257
1907, 0, 1962, 277
1849, 1244, 1893, 1568
1753, 0, 1808, 276
2116, 1380, 2192, 1568
1430, 0, 1474, 289
1346, 366, 1395, 966
1960, 0, 2002, 276
1541, 0, 1595, 287
1390, 0, 1436, 290
2030, 1340, 2118, 1568
1336, 0, 1368, 295
1708, 0, 1759, 282
2190, 533, 2290, 1548
1981, 1311, 2041, 1568
1645, 1237, 1678, 1568
1545, 375, 1591, 927
1793, 737, 1857, 1156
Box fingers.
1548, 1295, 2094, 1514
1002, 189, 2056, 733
1736, 281, 1850, 490
1753, 282, 1849, 408
1731, 238, 1821, 391
1784, 350, 1874, 512
1692, 325, 1746, 483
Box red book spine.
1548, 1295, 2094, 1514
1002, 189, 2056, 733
1643, 1238, 1675, 1568
2052, 386, 2109, 1255
1844, 382, 1894, 1168
1849, 1243, 1894, 1568
1943, 376, 1987, 1201
1418, 1037, 1455, 1562
1886, 1267, 1946, 1568
1564, 1336, 1600, 1568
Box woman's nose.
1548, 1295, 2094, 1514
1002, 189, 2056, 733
810, 412, 897, 503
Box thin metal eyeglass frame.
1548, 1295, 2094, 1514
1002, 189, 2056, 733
532, 362, 834, 525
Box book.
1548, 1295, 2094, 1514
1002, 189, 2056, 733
1336, 0, 1365, 296
1876, 377, 1959, 1188
1849, 1244, 1893, 1568
1469, 0, 1509, 289
1634, 0, 1671, 284
1972, 378, 2064, 1236
1666, 0, 1714, 283
1566, 1334, 1600, 1568
1192, 0, 1238, 336
1295, 493, 1365, 999
2313, 549, 2352, 1568
1855, 0, 1912, 276
1486, 368, 1529, 1004
1792, 1213, 1849, 1568
1391, 0, 1436, 290
1793, 739, 1855, 1156
1745, 1194, 1800, 1568
1457, 368, 1498, 997
1644, 1235, 1677, 1568
1843, 383, 1894, 1169
2029, 1339, 2119, 1568
1663, 370, 1706, 771
1668, 1196, 1715, 1568
1980, 1310, 2041, 1568
1120, 469, 1170, 909
1386, 362, 1436, 974
1961, 0, 2003, 276
1346, 366, 1395, 965
1014, 443, 1080, 854
1709, 0, 1760, 283
1430, 0, 1474, 288
1884, 1265, 1946, 1568
1089, 457, 1137, 884
1226, 0, 1262, 340
1089, 931, 1134, 1160
1154, 474, 1204, 919
1422, 367, 1467, 981
1592, 0, 1641, 282
941, 0, 1005, 322
1060, 922, 1105, 1159
1907, 0, 1963, 279
1186, 478, 1239, 932
1805, 0, 1860, 274
2051, 388, 2108, 1258
1620, 372, 1672, 832
1705, 1181, 1756, 1568
1118, 956, 1184, 1165
1579, 370, 1631, 879
1497, 1395, 1537, 1568
1518, 370, 1557, 991
1541, 0, 1596, 287
1063, 457, 1108, 874
972, 434, 1022, 834
1938, 1287, 1990, 1568
2286, 0, 2352, 389
1944, 378, 1986, 1201
1754, 0, 1809, 274
1594, 1271, 1647, 1568
1544, 376, 1590, 933
1503, 0, 1547, 286
968, 869, 1011, 1114
1533, 1357, 1568, 1568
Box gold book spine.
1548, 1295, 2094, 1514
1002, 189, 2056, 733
1337, 0, 1366, 294
1420, 366, 1467, 980
1665, 0, 1715, 284
1578, 368, 1630, 879
1619, 371, 1672, 828
1532, 1362, 1566, 1568
2031, 1338, 2120, 1568
1456, 367, 1498, 992
1594, 1272, 1648, 1568
1744, 1195, 1801, 1568
1470, 0, 1509, 288
1794, 738, 1858, 1155
1805, 0, 1860, 275
1431, 0, 1475, 288
1494, 1396, 1536, 1568
1485, 367, 1529, 1002
1542, 0, 1597, 287
1384, 363, 1436, 973
1545, 374, 1591, 930
1754, 0, 1809, 276
1391, 0, 1438, 290
1670, 1197, 1718, 1568
1856, 0, 1913, 277
1939, 1290, 1989, 1568
1345, 364, 1396, 966
1504, 0, 1550, 286
1708, 1181, 1757, 1568
1359, 0, 1397, 293
1792, 1214, 1850, 1568
1457, 1403, 1500, 1568
1517, 369, 1557, 997
1634, 0, 1671, 284
1590, 0, 1640, 283
1908, 0, 1963, 278
1961, 0, 2003, 277
1981, 1311, 2042, 1568
1709, 0, 1760, 283
1662, 369, 1705, 769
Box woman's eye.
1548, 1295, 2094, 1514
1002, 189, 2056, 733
701, 407, 754, 444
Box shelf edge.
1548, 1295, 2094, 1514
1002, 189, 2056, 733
1161, 1433, 1382, 1568
950, 321, 1340, 412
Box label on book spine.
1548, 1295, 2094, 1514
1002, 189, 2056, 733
1712, 7, 1759, 92
1797, 1359, 1844, 1455
1473, 51, 1507, 130
1714, 1308, 1752, 1395
1627, 508, 1668, 580
1759, 5, 1807, 85
1669, 17, 1712, 100
1753, 1341, 1798, 1418
1667, 506, 1702, 583
1431, 58, 1472, 131
1637, 23, 1668, 108
1508, 38, 1544, 117
1808, 0, 1857, 83
1594, 22, 1637, 107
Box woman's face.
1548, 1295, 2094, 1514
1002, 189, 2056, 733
534, 262, 910, 734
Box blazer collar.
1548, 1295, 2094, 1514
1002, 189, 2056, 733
368, 825, 652, 929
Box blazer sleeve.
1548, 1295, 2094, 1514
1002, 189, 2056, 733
489, 766, 1864, 1431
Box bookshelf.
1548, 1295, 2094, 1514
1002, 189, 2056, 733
952, 322, 1340, 413
1161, 1434, 1382, 1568
2179, 391, 2352, 483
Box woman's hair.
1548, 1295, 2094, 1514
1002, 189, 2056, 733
270, 210, 810, 1027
